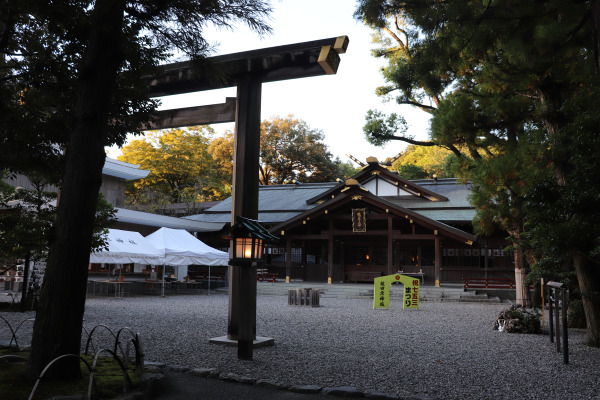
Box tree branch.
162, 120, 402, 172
376, 134, 463, 157
398, 99, 437, 111
383, 26, 406, 50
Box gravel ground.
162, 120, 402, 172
2, 293, 600, 400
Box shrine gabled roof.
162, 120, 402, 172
383, 178, 475, 222
183, 182, 338, 224
184, 177, 475, 225
271, 183, 477, 245
306, 162, 449, 204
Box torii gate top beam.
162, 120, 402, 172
147, 36, 349, 98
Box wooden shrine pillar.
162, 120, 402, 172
301, 242, 307, 281
387, 216, 393, 275
434, 236, 441, 287
327, 217, 334, 283
285, 237, 292, 282
228, 72, 262, 360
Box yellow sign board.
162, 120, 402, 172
373, 274, 420, 310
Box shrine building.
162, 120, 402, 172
187, 158, 514, 286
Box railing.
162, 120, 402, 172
1, 319, 145, 399
0, 315, 35, 350
463, 278, 516, 289
546, 280, 569, 364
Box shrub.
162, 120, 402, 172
494, 304, 541, 333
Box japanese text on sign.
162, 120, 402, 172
373, 274, 420, 310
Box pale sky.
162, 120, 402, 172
106, 0, 431, 166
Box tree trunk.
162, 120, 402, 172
19, 253, 31, 312
573, 254, 600, 347
537, 87, 600, 345
593, 0, 600, 73
513, 246, 529, 307
27, 0, 125, 379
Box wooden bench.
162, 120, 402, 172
346, 271, 383, 283
398, 272, 425, 282
257, 268, 278, 282
191, 272, 226, 281
463, 278, 516, 289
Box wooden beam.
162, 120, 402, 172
285, 232, 438, 240
147, 36, 349, 97
149, 98, 236, 129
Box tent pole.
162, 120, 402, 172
161, 264, 165, 297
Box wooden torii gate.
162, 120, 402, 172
147, 36, 349, 359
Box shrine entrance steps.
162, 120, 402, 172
250, 281, 504, 303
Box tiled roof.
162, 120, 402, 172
184, 182, 338, 225
185, 179, 474, 224
102, 157, 150, 180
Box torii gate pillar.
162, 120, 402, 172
228, 72, 263, 359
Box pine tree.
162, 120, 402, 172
356, 0, 600, 344
1, 0, 272, 379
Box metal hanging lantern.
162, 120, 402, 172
234, 236, 264, 261
224, 216, 279, 264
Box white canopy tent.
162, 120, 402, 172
145, 227, 229, 283
90, 228, 165, 265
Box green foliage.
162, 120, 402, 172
395, 164, 428, 180
0, 350, 141, 400
356, 0, 600, 252
2, 0, 273, 214
118, 126, 231, 204
469, 141, 550, 238
496, 305, 541, 334
568, 299, 587, 329
362, 110, 407, 147
0, 173, 115, 266
390, 144, 455, 178
440, 153, 463, 178
522, 81, 600, 266
0, 173, 56, 264
3, 0, 274, 379
356, 0, 600, 343
333, 159, 360, 181
93, 193, 117, 253
260, 115, 353, 185
207, 130, 235, 196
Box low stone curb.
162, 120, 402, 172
218, 372, 257, 385
144, 361, 166, 370
139, 372, 165, 396
190, 367, 219, 378
146, 361, 437, 400
322, 386, 364, 397
255, 378, 289, 390
288, 384, 323, 394
131, 361, 166, 400
364, 389, 400, 399
114, 390, 145, 400
166, 365, 190, 373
